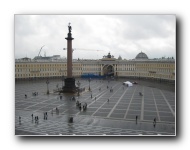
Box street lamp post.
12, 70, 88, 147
77, 81, 81, 96
61, 75, 64, 89
46, 79, 49, 94
88, 78, 91, 91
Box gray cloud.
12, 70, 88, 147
15, 15, 175, 59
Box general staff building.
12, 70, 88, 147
15, 52, 175, 83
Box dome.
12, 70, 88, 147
135, 52, 148, 59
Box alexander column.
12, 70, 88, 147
62, 23, 76, 93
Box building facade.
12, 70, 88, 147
15, 52, 175, 82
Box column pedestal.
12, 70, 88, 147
62, 78, 77, 93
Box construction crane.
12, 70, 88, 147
63, 48, 104, 52
38, 45, 45, 57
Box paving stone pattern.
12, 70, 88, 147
15, 79, 175, 135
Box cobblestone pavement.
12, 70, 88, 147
15, 78, 175, 136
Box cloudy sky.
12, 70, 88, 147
15, 15, 176, 60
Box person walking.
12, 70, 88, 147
154, 118, 156, 124
110, 87, 112, 92
37, 116, 39, 124
136, 115, 138, 124
19, 116, 21, 123
153, 118, 156, 128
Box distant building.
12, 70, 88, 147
15, 52, 175, 82
33, 55, 63, 61
135, 51, 148, 60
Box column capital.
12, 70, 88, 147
65, 33, 74, 40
